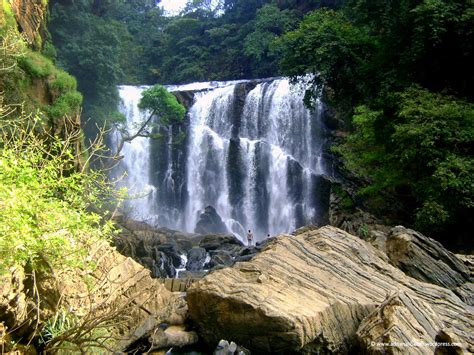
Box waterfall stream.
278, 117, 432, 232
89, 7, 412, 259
112, 78, 330, 242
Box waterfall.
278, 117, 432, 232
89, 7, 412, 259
113, 78, 330, 242
111, 85, 158, 224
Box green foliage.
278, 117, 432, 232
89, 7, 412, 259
139, 85, 186, 125
39, 309, 114, 352
47, 0, 323, 90
48, 0, 126, 123
243, 4, 297, 76
0, 108, 117, 274
278, 1, 473, 247
336, 86, 474, 237
18, 50, 54, 78
332, 185, 354, 209
39, 310, 79, 346
48, 70, 77, 95
41, 40, 57, 60
277, 9, 375, 107
46, 91, 83, 119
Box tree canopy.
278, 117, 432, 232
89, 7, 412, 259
278, 0, 474, 247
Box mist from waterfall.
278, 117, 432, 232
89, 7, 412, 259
113, 78, 330, 242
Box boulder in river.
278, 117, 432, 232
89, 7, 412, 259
195, 206, 230, 234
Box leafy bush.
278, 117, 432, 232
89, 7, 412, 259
48, 70, 77, 95
46, 91, 83, 119
335, 86, 474, 237
0, 106, 117, 274
139, 84, 186, 125
18, 51, 54, 78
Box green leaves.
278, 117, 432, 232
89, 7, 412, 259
277, 9, 375, 106
0, 112, 117, 274
138, 85, 186, 125
336, 86, 474, 236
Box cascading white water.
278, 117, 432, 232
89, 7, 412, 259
114, 78, 329, 242
111, 86, 158, 224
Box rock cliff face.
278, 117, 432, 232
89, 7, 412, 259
386, 226, 470, 289
11, 0, 47, 47
0, 240, 185, 351
187, 226, 473, 354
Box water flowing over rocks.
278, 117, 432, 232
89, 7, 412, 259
113, 217, 246, 278
112, 78, 331, 242
187, 226, 474, 354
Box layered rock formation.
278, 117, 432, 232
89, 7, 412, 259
10, 0, 47, 47
187, 226, 473, 354
386, 226, 470, 289
0, 240, 188, 352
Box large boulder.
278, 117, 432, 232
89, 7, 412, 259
386, 226, 471, 289
187, 226, 473, 354
195, 206, 229, 234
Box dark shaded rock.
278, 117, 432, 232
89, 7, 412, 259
234, 255, 255, 263
456, 254, 474, 280
255, 237, 279, 252
453, 283, 474, 306
121, 316, 198, 353
387, 226, 470, 289
208, 250, 234, 269
195, 206, 230, 234
311, 174, 332, 225
157, 243, 182, 268
186, 247, 208, 271
239, 247, 258, 257
199, 234, 243, 251
173, 90, 195, 109
214, 339, 251, 355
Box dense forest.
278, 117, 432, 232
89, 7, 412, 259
47, 0, 473, 249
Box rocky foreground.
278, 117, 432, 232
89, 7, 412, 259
2, 224, 472, 354
187, 225, 474, 354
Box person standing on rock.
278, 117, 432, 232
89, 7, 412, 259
247, 230, 253, 246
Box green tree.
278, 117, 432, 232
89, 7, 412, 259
113, 85, 186, 157
278, 1, 474, 247
335, 87, 473, 244
277, 9, 375, 109
244, 4, 297, 76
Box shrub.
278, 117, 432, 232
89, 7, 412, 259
46, 91, 83, 119
48, 70, 77, 95
0, 104, 117, 274
18, 50, 54, 78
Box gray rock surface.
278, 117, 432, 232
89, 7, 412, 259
187, 226, 474, 354
356, 291, 461, 354
387, 226, 470, 289
114, 218, 246, 277
186, 247, 208, 271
